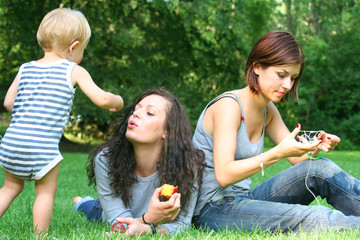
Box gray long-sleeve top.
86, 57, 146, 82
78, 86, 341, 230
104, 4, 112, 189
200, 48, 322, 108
94, 150, 199, 236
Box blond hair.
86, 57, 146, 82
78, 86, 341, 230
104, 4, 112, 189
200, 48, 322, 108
37, 8, 91, 52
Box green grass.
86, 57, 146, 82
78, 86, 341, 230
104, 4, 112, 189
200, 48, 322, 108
0, 150, 360, 239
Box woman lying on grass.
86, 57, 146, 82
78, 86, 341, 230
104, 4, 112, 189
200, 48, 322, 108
73, 87, 204, 237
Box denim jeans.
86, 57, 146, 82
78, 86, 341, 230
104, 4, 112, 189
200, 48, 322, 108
74, 196, 103, 222
193, 158, 360, 233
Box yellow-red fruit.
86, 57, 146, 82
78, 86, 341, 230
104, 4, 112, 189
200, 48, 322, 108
160, 184, 178, 200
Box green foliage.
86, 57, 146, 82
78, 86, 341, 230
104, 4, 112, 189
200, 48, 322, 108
68, 0, 275, 130
338, 113, 360, 149
0, 1, 43, 109
274, 0, 360, 149
0, 0, 274, 132
0, 0, 360, 148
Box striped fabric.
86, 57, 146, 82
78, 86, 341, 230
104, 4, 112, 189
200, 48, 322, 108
0, 59, 76, 180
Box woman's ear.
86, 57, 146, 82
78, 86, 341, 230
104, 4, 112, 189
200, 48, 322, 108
253, 63, 261, 75
162, 130, 167, 139
68, 40, 80, 54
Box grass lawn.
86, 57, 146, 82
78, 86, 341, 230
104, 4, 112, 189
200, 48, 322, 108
0, 148, 359, 239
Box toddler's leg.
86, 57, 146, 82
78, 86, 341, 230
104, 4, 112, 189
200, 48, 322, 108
33, 164, 59, 233
0, 170, 24, 216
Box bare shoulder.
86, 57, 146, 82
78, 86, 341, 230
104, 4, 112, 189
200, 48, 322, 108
71, 65, 92, 86
265, 102, 281, 124
204, 92, 241, 136
266, 101, 278, 113
266, 102, 281, 116
209, 92, 241, 117
220, 90, 240, 100
72, 64, 89, 77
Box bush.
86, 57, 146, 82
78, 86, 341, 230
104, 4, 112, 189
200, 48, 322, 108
336, 113, 360, 150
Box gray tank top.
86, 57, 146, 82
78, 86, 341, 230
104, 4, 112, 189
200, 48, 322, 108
192, 91, 266, 215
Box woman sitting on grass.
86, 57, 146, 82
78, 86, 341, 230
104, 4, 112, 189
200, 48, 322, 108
73, 87, 204, 237
192, 30, 360, 233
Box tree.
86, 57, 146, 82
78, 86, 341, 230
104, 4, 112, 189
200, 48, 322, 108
275, 0, 360, 148
1, 0, 359, 148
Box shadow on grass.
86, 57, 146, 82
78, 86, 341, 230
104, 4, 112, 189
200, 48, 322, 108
59, 136, 98, 153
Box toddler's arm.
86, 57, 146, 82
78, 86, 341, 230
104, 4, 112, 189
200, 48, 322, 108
72, 65, 124, 111
4, 75, 19, 112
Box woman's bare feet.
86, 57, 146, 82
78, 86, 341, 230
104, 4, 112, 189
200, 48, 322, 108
73, 196, 83, 205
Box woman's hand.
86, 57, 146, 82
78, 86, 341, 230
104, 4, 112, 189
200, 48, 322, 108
142, 187, 181, 225
106, 218, 150, 237
316, 132, 341, 152
277, 124, 322, 159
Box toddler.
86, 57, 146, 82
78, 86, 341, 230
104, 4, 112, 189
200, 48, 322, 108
0, 8, 123, 233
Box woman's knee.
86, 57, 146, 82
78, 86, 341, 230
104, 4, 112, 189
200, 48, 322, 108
310, 158, 342, 177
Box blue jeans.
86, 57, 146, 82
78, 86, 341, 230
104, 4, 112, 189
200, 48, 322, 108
193, 158, 360, 233
74, 196, 103, 222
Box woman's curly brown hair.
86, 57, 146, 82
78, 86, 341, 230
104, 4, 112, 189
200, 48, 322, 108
86, 87, 205, 209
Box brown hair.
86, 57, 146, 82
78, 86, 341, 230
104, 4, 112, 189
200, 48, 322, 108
245, 30, 304, 102
87, 87, 205, 209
